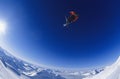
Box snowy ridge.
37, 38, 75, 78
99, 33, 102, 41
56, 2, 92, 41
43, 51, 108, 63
0, 60, 18, 79
0, 47, 105, 79
0, 59, 27, 79
0, 47, 66, 79
84, 56, 120, 79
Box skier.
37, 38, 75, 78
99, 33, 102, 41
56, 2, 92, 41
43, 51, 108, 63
63, 11, 79, 27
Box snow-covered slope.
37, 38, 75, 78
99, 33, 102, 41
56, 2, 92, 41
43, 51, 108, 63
84, 57, 120, 79
0, 47, 104, 79
0, 47, 66, 79
0, 60, 21, 79
55, 68, 104, 79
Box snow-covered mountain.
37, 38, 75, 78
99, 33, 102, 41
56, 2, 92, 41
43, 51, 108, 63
0, 59, 25, 79
84, 56, 120, 79
0, 47, 104, 79
0, 47, 66, 79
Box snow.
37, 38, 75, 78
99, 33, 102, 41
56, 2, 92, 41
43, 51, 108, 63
82, 73, 91, 76
1, 46, 120, 79
84, 56, 120, 79
69, 72, 80, 75
0, 60, 20, 79
22, 70, 37, 76
0, 60, 30, 79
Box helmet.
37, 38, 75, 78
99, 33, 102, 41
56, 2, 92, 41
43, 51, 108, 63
69, 11, 76, 15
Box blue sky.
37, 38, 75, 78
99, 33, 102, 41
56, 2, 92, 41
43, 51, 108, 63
0, 0, 120, 68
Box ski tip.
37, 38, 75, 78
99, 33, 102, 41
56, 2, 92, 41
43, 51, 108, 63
63, 24, 67, 27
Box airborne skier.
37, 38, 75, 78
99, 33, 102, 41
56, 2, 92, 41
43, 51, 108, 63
63, 11, 79, 27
